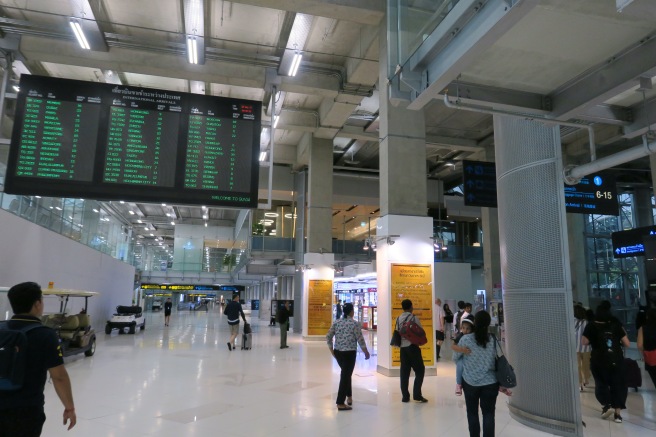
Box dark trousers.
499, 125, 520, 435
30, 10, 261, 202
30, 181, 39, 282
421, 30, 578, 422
462, 380, 499, 437
334, 350, 357, 405
590, 362, 627, 409
280, 321, 288, 347
400, 344, 425, 400
646, 364, 656, 389
0, 407, 46, 437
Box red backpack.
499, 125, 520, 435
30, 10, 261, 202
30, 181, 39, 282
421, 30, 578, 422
398, 314, 427, 346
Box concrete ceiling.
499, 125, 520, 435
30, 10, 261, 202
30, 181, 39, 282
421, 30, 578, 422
1, 0, 656, 272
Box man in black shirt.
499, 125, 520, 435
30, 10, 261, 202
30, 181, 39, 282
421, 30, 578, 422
277, 301, 291, 349
164, 298, 173, 326
223, 294, 246, 351
0, 282, 76, 436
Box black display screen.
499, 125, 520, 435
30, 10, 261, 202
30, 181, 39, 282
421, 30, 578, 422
611, 225, 656, 258
5, 75, 261, 207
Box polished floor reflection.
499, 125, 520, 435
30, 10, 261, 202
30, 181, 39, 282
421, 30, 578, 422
41, 308, 656, 436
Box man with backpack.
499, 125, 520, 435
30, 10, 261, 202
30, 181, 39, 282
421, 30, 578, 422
397, 299, 427, 403
582, 304, 630, 424
0, 282, 76, 435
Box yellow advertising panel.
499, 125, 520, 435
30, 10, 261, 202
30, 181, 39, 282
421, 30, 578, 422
390, 264, 434, 367
308, 279, 333, 335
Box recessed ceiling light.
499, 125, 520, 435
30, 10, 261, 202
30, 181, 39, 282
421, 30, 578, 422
150, 233, 155, 237
171, 221, 175, 225
119, 201, 125, 204
137, 219, 142, 223
93, 209, 99, 213
129, 211, 135, 215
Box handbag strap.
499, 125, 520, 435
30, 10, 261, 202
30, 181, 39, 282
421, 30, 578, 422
493, 335, 504, 358
396, 313, 413, 330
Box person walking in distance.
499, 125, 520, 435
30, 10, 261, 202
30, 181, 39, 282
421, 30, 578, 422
582, 304, 630, 423
0, 282, 76, 436
434, 298, 446, 361
277, 301, 291, 349
163, 297, 172, 327
397, 299, 427, 403
335, 299, 343, 320
326, 303, 370, 411
574, 305, 591, 391
223, 294, 247, 351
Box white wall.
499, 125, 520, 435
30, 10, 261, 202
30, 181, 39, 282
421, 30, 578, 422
0, 209, 135, 331
434, 262, 473, 303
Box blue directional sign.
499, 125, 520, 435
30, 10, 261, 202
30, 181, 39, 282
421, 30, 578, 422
463, 160, 498, 208
611, 226, 656, 259
564, 172, 619, 216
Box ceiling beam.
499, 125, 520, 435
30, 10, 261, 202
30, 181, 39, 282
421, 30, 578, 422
550, 33, 656, 121
229, 0, 384, 25
405, 0, 539, 110
623, 95, 656, 138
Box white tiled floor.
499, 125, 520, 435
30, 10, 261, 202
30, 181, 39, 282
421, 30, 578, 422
41, 308, 656, 436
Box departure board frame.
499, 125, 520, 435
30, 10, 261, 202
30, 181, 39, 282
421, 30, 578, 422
5, 75, 261, 208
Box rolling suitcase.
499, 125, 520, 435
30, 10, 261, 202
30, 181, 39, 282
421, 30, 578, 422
241, 333, 252, 350
624, 357, 642, 391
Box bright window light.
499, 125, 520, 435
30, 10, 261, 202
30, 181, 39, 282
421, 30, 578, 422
288, 52, 302, 76
70, 20, 90, 50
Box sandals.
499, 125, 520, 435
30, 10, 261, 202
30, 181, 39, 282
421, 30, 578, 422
337, 404, 352, 411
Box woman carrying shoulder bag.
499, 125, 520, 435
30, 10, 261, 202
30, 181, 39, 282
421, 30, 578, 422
452, 311, 501, 437
637, 308, 656, 389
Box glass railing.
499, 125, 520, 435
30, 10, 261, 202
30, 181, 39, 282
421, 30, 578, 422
435, 244, 484, 264
392, 0, 463, 72
0, 191, 132, 261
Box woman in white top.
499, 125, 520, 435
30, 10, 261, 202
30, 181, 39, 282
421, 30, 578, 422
326, 303, 370, 411
574, 305, 591, 392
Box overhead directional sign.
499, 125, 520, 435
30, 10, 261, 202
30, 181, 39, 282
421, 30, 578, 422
564, 173, 619, 216
611, 225, 656, 258
463, 160, 497, 208
463, 160, 619, 216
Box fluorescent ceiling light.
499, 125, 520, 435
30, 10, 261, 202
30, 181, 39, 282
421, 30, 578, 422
273, 116, 279, 128
128, 211, 135, 215
288, 52, 302, 76
92, 209, 99, 213
259, 151, 267, 161
12, 86, 19, 93
187, 36, 198, 64
171, 221, 175, 225
70, 20, 90, 50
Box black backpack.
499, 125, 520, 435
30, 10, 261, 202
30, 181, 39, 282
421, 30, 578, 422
599, 322, 623, 367
0, 321, 44, 391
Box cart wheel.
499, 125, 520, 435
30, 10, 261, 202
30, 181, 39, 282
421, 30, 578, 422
85, 337, 96, 356
140, 320, 146, 331
105, 325, 112, 335
129, 323, 136, 334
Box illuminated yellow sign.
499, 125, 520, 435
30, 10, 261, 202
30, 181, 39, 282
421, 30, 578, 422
307, 279, 333, 336
390, 264, 434, 367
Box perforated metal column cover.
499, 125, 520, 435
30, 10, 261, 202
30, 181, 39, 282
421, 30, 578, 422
494, 116, 583, 437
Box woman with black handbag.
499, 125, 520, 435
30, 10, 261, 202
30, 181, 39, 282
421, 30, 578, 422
452, 311, 508, 437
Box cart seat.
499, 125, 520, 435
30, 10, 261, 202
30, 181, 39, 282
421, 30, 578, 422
59, 315, 80, 340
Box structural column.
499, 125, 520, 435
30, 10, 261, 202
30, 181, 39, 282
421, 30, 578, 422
376, 22, 435, 376
301, 134, 335, 340
634, 187, 654, 302
494, 115, 582, 436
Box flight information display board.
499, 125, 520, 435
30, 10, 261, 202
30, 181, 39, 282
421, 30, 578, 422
5, 75, 261, 208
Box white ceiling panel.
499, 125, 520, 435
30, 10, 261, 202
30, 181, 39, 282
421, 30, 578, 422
41, 62, 103, 83
103, 0, 183, 36
459, 2, 655, 94
210, 83, 265, 101
209, 2, 283, 47
305, 18, 365, 58
283, 92, 323, 110
0, 0, 76, 16
123, 73, 188, 92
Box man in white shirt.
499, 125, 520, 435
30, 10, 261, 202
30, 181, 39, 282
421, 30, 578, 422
434, 298, 446, 361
